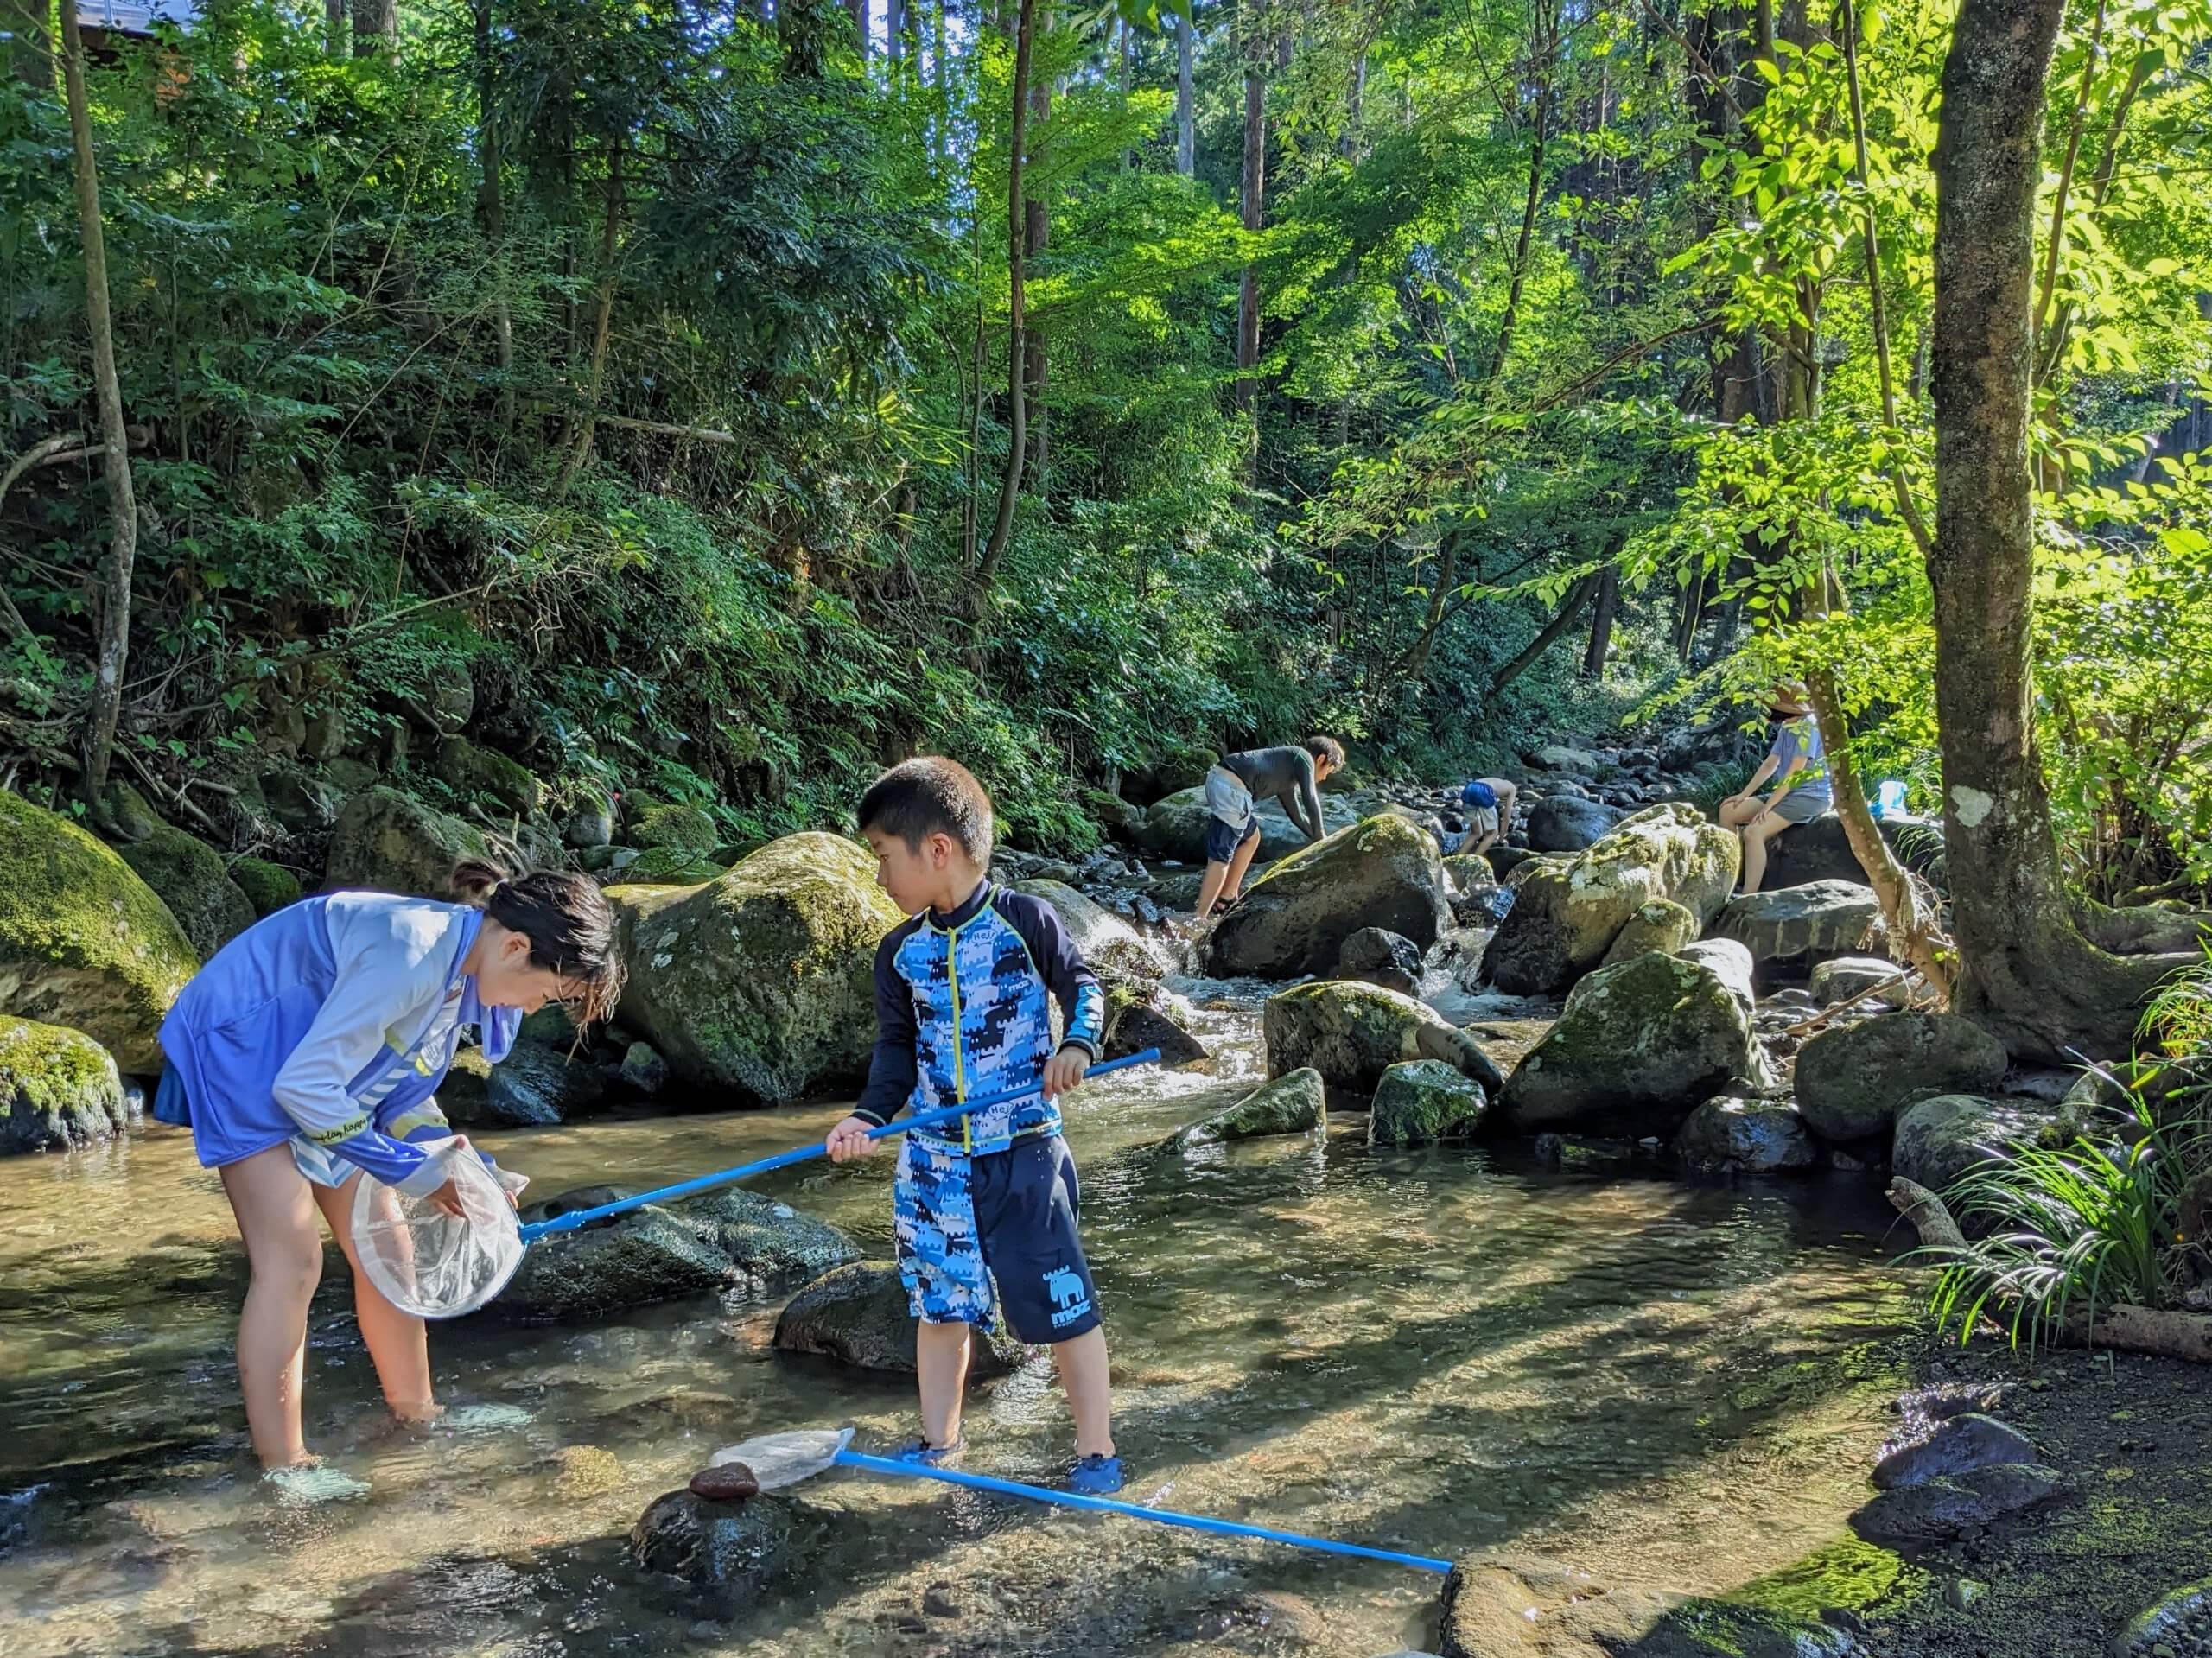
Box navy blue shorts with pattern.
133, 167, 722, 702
894, 1130, 1101, 1344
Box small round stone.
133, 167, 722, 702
688, 1461, 760, 1502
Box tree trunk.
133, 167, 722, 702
1491, 578, 1596, 697
1580, 567, 1617, 678
474, 0, 514, 435
1344, 50, 1365, 161
351, 0, 396, 56
848, 0, 868, 53
1023, 67, 1049, 486
972, 0, 1037, 610
1394, 534, 1461, 688
887, 0, 905, 59
57, 0, 137, 806
556, 140, 623, 497
1119, 16, 1133, 171
1235, 27, 1265, 417
324, 0, 346, 55
932, 0, 950, 160
1927, 0, 2181, 1060
1175, 8, 1194, 177
1491, 0, 1558, 387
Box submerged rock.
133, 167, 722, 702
773, 1261, 1025, 1375
0, 791, 199, 1072
1795, 1014, 2009, 1145
1368, 1059, 1487, 1147
0, 1016, 131, 1153
1674, 1094, 1817, 1175
613, 834, 905, 1101
1872, 1413, 2038, 1490
1207, 815, 1451, 980
1849, 1462, 2067, 1544
630, 1487, 817, 1599
1168, 1068, 1326, 1148
1263, 981, 1504, 1095
1500, 949, 1767, 1138
1485, 804, 1738, 996
1440, 1562, 1858, 1658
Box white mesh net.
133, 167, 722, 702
349, 1147, 525, 1319
709, 1426, 855, 1491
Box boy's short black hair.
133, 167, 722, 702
858, 757, 995, 861
1304, 735, 1346, 770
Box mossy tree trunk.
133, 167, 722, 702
1927, 0, 2189, 1061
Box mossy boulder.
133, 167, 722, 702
1136, 784, 1360, 863
325, 786, 488, 899
1499, 949, 1768, 1137
1598, 899, 1700, 968
1485, 804, 1739, 996
1793, 1013, 2009, 1145
612, 834, 905, 1102
1891, 1094, 2068, 1199
98, 780, 165, 843
772, 1261, 1026, 1375
117, 823, 255, 961
258, 762, 349, 835
1262, 981, 1504, 1095
230, 857, 302, 918
0, 1016, 132, 1153
1166, 1068, 1326, 1148
1207, 814, 1452, 980
1368, 1059, 1488, 1147
624, 848, 729, 885
1013, 879, 1169, 998
433, 736, 545, 816
629, 801, 719, 859
0, 793, 199, 1072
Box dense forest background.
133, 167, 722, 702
3, 0, 2209, 882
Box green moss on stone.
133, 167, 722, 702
326, 785, 489, 898
1369, 1058, 1488, 1146
0, 1014, 129, 1152
629, 801, 719, 857
230, 857, 302, 918
1726, 1538, 1910, 1621
434, 736, 545, 816
118, 823, 255, 959
0, 793, 199, 1072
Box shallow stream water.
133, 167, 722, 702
0, 965, 1913, 1656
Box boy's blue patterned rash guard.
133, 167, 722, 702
852, 881, 1107, 1153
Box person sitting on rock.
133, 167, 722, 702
1459, 776, 1519, 858
151, 860, 623, 1498
1193, 736, 1345, 920
1718, 683, 1833, 894
826, 756, 1122, 1494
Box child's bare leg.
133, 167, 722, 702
1052, 1327, 1115, 1458
312, 1178, 438, 1423
1193, 858, 1234, 918
218, 1146, 325, 1467
917, 1318, 974, 1446
1223, 829, 1262, 899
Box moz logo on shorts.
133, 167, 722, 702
1044, 1265, 1091, 1329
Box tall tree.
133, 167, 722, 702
48, 0, 138, 804
1023, 60, 1050, 485
1175, 4, 1194, 176
474, 0, 515, 435
352, 0, 396, 55
1927, 0, 2191, 1058
1234, 3, 1266, 426
974, 0, 1039, 604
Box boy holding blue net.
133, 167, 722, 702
825, 757, 1122, 1494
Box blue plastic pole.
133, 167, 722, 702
833, 1450, 1453, 1574
518, 1049, 1161, 1243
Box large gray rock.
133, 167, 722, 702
1167, 1068, 1326, 1148
1673, 1094, 1817, 1175
613, 835, 905, 1102
1486, 804, 1739, 996
1103, 999, 1207, 1064
630, 1488, 819, 1599
1206, 815, 1451, 980
773, 1261, 1025, 1375
326, 785, 489, 899
1527, 795, 1623, 854
1891, 1094, 2065, 1198
1599, 899, 1700, 968
1137, 785, 1359, 864
1014, 878, 1170, 995
1368, 1059, 1487, 1147
1338, 926, 1424, 994
1850, 1462, 2066, 1543
1500, 950, 1767, 1137
442, 1040, 610, 1128
0, 1016, 131, 1153
1872, 1413, 2038, 1490
1714, 880, 1885, 981
1764, 810, 1944, 892
0, 793, 199, 1073
1795, 1014, 2010, 1144
1811, 955, 1906, 1005
494, 1185, 859, 1323
1673, 939, 1758, 1019
1263, 981, 1504, 1095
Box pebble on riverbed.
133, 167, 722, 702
689, 1461, 760, 1502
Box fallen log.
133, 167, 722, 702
1886, 1178, 2212, 1364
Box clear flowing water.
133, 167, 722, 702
0, 969, 1912, 1657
